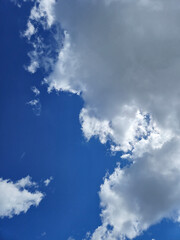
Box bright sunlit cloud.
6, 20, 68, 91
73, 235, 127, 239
0, 176, 43, 218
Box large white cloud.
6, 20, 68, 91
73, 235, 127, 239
45, 0, 180, 154
19, 0, 180, 239
92, 137, 180, 239
0, 176, 43, 218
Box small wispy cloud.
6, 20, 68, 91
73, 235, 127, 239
44, 177, 53, 187
26, 59, 39, 74
23, 20, 36, 40
11, 0, 29, 8
41, 232, 46, 237
67, 237, 75, 240
20, 152, 26, 160
31, 86, 40, 96
27, 99, 41, 116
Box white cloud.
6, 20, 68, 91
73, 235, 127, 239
27, 99, 41, 116
31, 86, 40, 96
16, 175, 36, 188
92, 138, 180, 239
17, 0, 180, 239
46, 31, 81, 94
27, 58, 39, 74
29, 0, 56, 28
23, 21, 36, 40
0, 176, 43, 218
11, 0, 30, 8
22, 0, 59, 73
44, 177, 53, 186
49, 0, 180, 137
27, 99, 39, 106
79, 108, 113, 144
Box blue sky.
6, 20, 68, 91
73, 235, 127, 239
1, 0, 180, 240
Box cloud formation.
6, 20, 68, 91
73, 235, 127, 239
0, 176, 43, 218
19, 0, 180, 239
31, 86, 40, 96
27, 99, 41, 116
92, 138, 180, 239
44, 176, 53, 186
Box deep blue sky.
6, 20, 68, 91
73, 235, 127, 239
0, 1, 180, 240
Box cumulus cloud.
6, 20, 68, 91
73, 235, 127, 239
17, 0, 180, 239
92, 138, 180, 239
0, 176, 43, 218
46, 31, 82, 94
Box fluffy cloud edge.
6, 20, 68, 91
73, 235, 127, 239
0, 176, 43, 218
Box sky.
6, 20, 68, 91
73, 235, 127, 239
1, 0, 180, 239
